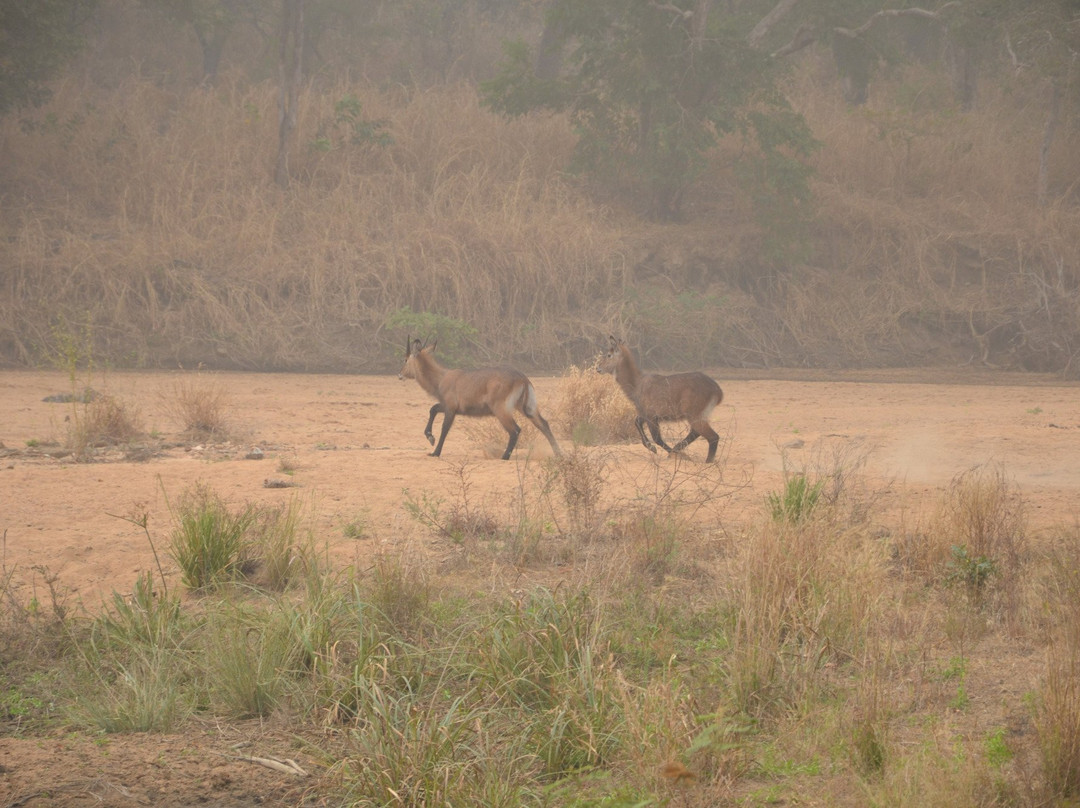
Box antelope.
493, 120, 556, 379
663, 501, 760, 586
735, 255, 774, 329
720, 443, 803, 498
399, 336, 562, 460
597, 335, 724, 462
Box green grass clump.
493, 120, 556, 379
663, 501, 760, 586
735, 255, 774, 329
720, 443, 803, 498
166, 486, 311, 592
169, 485, 257, 590
767, 473, 824, 524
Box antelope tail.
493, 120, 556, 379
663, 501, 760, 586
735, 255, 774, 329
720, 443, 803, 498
520, 383, 540, 417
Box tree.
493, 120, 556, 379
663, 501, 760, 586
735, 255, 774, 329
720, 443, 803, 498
482, 0, 818, 241
139, 0, 245, 84
987, 0, 1080, 205
0, 0, 95, 114
275, 0, 303, 188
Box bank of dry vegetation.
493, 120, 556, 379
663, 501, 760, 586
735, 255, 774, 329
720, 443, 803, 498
0, 17, 1078, 375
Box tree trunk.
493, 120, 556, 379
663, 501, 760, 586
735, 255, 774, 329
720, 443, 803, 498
1037, 79, 1061, 206
944, 34, 976, 110
275, 0, 303, 189
833, 31, 870, 105
690, 0, 711, 51
534, 10, 566, 80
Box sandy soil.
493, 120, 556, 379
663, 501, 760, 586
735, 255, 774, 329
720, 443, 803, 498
1, 367, 1079, 805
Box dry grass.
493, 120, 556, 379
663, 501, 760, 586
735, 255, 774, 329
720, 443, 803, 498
894, 463, 1025, 619
158, 373, 232, 439
65, 393, 144, 460
1034, 524, 1080, 797
0, 77, 624, 372
2, 52, 1078, 374
553, 364, 638, 446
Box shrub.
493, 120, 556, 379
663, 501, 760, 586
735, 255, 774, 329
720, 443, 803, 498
386, 307, 478, 367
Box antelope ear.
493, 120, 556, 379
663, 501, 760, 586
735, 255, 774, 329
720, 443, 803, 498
429, 338, 438, 354
608, 334, 619, 347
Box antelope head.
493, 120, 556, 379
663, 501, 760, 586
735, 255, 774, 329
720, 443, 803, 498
597, 334, 622, 375
399, 335, 422, 380
399, 335, 439, 380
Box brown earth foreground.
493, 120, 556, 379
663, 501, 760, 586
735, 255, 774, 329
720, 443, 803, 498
1, 367, 1079, 806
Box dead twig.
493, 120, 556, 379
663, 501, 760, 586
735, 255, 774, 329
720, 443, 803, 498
217, 751, 310, 777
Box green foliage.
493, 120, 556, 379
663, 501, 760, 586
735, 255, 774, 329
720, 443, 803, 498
767, 474, 824, 523
852, 718, 886, 775
945, 544, 997, 595
82, 648, 191, 732
368, 552, 431, 636
984, 727, 1012, 769
311, 94, 392, 151
48, 311, 95, 381
941, 655, 970, 711
342, 511, 368, 539
0, 0, 93, 114
250, 497, 310, 591
342, 679, 506, 807
544, 772, 658, 808
738, 104, 819, 263
483, 1, 818, 228
480, 38, 567, 115
206, 606, 294, 718
386, 306, 478, 367
0, 686, 46, 722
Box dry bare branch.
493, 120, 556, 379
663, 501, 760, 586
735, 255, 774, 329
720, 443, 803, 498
748, 0, 802, 48
834, 2, 960, 40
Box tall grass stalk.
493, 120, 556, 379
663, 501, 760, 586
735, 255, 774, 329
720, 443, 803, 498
724, 516, 887, 719
205, 603, 296, 719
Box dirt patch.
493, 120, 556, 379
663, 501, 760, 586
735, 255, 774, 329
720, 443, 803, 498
0, 725, 317, 807
1, 367, 1079, 805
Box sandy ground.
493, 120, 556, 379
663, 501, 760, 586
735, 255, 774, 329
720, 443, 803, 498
1, 366, 1079, 805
